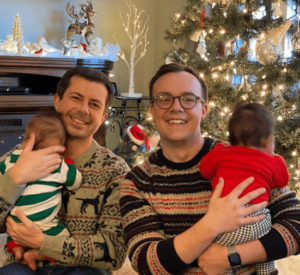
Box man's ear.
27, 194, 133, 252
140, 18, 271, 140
149, 103, 155, 122
101, 113, 108, 124
53, 94, 60, 111
201, 103, 208, 119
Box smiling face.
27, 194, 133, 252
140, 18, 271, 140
150, 71, 207, 147
54, 76, 108, 142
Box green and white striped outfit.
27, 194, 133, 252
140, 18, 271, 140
0, 149, 82, 238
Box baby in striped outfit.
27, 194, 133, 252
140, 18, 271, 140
0, 113, 82, 270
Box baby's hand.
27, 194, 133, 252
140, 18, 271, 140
12, 246, 27, 264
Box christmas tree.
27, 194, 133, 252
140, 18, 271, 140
12, 12, 24, 43
165, 0, 300, 190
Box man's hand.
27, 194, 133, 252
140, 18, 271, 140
203, 177, 267, 236
8, 133, 65, 185
12, 246, 27, 265
6, 209, 44, 249
198, 241, 267, 274
24, 249, 46, 271
197, 243, 230, 275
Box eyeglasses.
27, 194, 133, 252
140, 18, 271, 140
150, 93, 205, 110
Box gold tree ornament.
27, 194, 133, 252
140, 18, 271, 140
12, 12, 24, 43
113, 0, 149, 97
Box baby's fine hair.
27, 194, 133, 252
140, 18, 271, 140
24, 113, 66, 150
228, 101, 274, 148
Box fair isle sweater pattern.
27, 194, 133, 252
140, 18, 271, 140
120, 137, 300, 275
0, 140, 130, 272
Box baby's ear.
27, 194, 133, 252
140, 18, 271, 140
265, 135, 274, 148
262, 135, 274, 155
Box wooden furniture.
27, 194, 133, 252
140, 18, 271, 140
0, 56, 114, 148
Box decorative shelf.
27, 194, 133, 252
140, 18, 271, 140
0, 56, 114, 77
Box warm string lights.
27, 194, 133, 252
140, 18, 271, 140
166, 1, 300, 191
171, 6, 296, 129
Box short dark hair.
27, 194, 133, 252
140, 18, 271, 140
24, 113, 66, 150
229, 101, 274, 148
56, 67, 114, 113
149, 63, 208, 103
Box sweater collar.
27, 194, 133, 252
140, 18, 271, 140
155, 137, 215, 170
73, 140, 100, 167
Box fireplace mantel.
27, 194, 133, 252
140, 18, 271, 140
0, 56, 77, 77
0, 55, 114, 77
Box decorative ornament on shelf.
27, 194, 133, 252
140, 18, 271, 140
114, 0, 149, 98
2, 34, 18, 53
291, 19, 300, 52
36, 37, 63, 54
65, 40, 87, 57
66, 0, 96, 46
89, 37, 104, 56
12, 12, 24, 44
256, 38, 278, 64
0, 3, 120, 61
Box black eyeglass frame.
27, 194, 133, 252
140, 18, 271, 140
150, 93, 206, 110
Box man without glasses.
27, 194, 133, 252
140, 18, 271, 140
0, 67, 129, 275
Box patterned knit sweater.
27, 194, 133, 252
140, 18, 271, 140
120, 137, 300, 275
0, 140, 130, 272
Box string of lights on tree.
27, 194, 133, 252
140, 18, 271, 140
164, 0, 300, 190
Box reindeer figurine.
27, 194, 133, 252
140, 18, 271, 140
66, 0, 96, 45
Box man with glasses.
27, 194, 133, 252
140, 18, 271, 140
119, 63, 300, 274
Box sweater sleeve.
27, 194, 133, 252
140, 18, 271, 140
62, 160, 82, 190
0, 147, 26, 233
259, 186, 300, 261
120, 170, 189, 275
39, 158, 129, 271
272, 155, 289, 189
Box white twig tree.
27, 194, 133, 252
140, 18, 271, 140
114, 0, 149, 96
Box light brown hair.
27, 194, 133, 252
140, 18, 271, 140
24, 113, 66, 150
